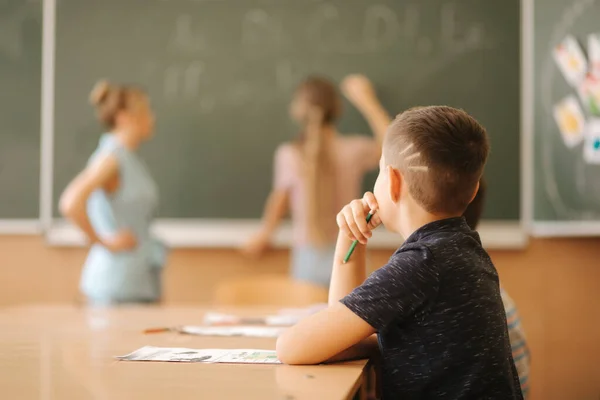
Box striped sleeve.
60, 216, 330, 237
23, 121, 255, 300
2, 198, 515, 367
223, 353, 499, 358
501, 288, 531, 399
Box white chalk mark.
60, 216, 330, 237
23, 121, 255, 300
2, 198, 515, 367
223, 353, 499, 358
170, 14, 204, 53
402, 4, 420, 38
563, 8, 574, 25
321, 4, 339, 20
309, 3, 340, 47
0, 5, 29, 61
468, 25, 485, 47
164, 61, 204, 101
441, 3, 463, 51
363, 4, 399, 50
242, 9, 276, 48
572, 1, 584, 15
183, 61, 203, 99
440, 3, 491, 53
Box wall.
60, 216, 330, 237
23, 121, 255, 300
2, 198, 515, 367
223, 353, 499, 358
0, 236, 598, 399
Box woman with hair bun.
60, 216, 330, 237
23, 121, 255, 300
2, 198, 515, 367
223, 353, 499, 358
60, 80, 165, 306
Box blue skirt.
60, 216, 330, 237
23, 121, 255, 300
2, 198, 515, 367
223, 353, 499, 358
291, 245, 336, 288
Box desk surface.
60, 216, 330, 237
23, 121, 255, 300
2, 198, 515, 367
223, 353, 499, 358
0, 305, 367, 400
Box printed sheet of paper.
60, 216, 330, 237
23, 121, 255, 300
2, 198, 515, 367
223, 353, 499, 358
180, 325, 284, 338
553, 35, 588, 86
584, 118, 600, 164
203, 312, 300, 327
589, 34, 600, 77
553, 96, 586, 147
203, 304, 327, 327
202, 312, 270, 326
578, 72, 600, 116
117, 346, 281, 364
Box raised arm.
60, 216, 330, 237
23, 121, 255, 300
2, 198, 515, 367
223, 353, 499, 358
341, 74, 392, 145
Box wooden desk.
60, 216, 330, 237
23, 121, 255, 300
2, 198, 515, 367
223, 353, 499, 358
0, 305, 369, 400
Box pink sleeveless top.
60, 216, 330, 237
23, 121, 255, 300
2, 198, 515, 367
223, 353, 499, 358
273, 135, 380, 246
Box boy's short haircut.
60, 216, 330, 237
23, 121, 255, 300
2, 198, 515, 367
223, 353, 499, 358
383, 106, 490, 215
463, 178, 486, 230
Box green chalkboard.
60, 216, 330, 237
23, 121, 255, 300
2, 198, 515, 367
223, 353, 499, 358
52, 0, 520, 220
533, 0, 600, 222
0, 1, 41, 218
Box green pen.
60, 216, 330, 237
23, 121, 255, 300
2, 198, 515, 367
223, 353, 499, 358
343, 212, 374, 264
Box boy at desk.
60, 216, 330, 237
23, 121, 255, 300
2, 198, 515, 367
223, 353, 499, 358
277, 106, 523, 399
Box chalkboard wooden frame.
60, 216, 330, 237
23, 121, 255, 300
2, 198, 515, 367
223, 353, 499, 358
32, 0, 528, 248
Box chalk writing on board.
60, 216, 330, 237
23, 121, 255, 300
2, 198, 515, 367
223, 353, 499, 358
0, 4, 34, 61
440, 3, 491, 52
307, 2, 493, 55
151, 1, 497, 103
363, 5, 399, 50
401, 4, 420, 39
242, 9, 282, 49
308, 3, 341, 50
169, 14, 205, 53
164, 61, 204, 102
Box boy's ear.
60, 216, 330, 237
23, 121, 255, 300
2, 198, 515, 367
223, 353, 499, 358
387, 166, 402, 203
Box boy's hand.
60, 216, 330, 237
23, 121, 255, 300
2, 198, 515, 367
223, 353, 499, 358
336, 192, 382, 245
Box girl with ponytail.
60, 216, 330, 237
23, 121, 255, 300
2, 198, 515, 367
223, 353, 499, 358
244, 75, 390, 287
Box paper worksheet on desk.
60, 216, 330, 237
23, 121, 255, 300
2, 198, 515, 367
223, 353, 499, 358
203, 304, 327, 327
202, 312, 299, 326
117, 346, 281, 364
180, 325, 284, 338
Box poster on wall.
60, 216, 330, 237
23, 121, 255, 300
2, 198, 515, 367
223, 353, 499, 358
553, 33, 600, 163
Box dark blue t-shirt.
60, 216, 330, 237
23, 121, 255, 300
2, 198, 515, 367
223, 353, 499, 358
341, 217, 523, 400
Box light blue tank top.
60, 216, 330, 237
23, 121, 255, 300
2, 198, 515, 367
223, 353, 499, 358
80, 134, 166, 304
